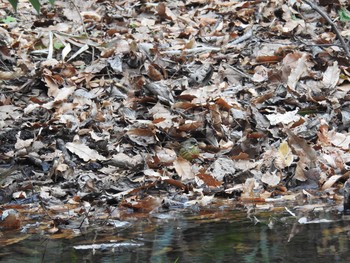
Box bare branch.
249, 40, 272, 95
301, 0, 350, 62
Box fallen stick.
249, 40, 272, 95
301, 0, 350, 62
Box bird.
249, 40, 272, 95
178, 138, 200, 161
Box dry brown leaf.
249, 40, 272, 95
178, 121, 203, 132
0, 210, 21, 230
215, 97, 232, 110
286, 128, 318, 166
157, 3, 176, 21
255, 56, 283, 63
196, 173, 222, 187
209, 104, 222, 132
121, 196, 162, 213
127, 127, 156, 146
231, 152, 249, 160
147, 64, 163, 81
81, 11, 101, 22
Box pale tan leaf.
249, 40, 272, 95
15, 132, 33, 150
328, 130, 350, 150
322, 61, 340, 89
294, 160, 307, 181
261, 172, 280, 186
173, 157, 195, 181
62, 43, 71, 61
0, 105, 22, 121
275, 141, 294, 169
81, 11, 102, 22
66, 142, 107, 162
197, 195, 214, 206
252, 65, 269, 82
241, 178, 259, 198
0, 69, 22, 80
110, 153, 144, 169
54, 86, 75, 101
321, 175, 342, 190
155, 147, 177, 163
266, 109, 300, 125
67, 44, 89, 62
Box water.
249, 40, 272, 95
1, 206, 350, 263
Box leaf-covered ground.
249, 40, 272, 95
0, 0, 350, 237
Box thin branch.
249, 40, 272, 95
301, 0, 350, 62
68, 0, 88, 36
226, 27, 254, 48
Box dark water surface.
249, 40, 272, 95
1, 206, 350, 263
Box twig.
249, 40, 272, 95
68, 0, 88, 36
227, 64, 252, 80
226, 27, 254, 48
161, 46, 221, 55
78, 205, 93, 229
301, 0, 350, 62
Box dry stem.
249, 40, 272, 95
301, 0, 350, 62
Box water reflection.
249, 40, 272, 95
2, 208, 350, 263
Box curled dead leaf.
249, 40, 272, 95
196, 173, 222, 187
173, 157, 195, 181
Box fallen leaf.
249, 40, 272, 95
173, 157, 195, 181
66, 142, 107, 162
261, 171, 280, 187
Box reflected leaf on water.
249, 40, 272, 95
298, 217, 339, 224
48, 228, 81, 240
47, 226, 60, 234
151, 212, 181, 220
0, 209, 21, 230
0, 233, 30, 246
73, 241, 144, 251
1, 206, 350, 262
120, 195, 162, 213
285, 206, 296, 216
106, 219, 131, 228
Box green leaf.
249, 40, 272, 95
7, 0, 18, 11
2, 16, 17, 24
291, 14, 299, 21
29, 0, 41, 14
53, 41, 64, 50
338, 8, 350, 22
7, 0, 55, 13
129, 23, 138, 29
